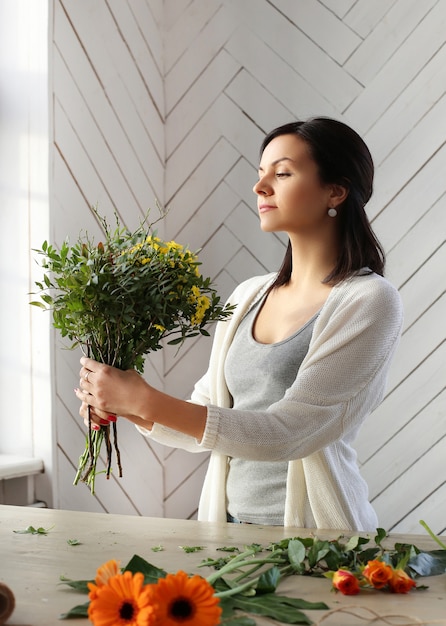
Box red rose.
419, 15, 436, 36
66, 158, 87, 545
332, 569, 360, 595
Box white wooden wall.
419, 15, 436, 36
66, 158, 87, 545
45, 0, 446, 532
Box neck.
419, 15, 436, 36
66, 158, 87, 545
287, 232, 339, 287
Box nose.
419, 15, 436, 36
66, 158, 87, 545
253, 176, 270, 196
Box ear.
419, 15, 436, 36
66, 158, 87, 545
328, 184, 349, 208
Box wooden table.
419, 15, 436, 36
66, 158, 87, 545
1, 505, 445, 625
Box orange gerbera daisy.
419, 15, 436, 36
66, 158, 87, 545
88, 559, 121, 601
148, 570, 222, 626
88, 571, 157, 626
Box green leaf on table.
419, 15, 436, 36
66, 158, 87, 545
59, 575, 91, 593
409, 550, 446, 577
221, 593, 327, 624
59, 600, 90, 619
219, 604, 256, 626
151, 544, 164, 552
67, 538, 81, 546
180, 545, 206, 553
288, 539, 306, 571
13, 524, 54, 535
256, 565, 281, 594
124, 554, 167, 584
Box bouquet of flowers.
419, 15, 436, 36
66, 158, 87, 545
31, 207, 234, 493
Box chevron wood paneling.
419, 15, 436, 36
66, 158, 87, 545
50, 0, 446, 532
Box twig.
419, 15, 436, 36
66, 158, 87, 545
113, 421, 123, 478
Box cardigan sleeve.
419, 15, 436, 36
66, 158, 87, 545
198, 274, 403, 461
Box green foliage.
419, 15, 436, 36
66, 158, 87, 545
31, 208, 234, 373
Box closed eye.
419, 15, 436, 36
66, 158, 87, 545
276, 172, 291, 178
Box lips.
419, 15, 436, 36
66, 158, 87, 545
258, 204, 277, 213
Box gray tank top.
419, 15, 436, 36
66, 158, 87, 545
225, 296, 318, 524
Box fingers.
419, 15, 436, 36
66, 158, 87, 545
75, 389, 117, 430
80, 356, 99, 371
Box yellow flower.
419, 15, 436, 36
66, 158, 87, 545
88, 570, 156, 626
147, 570, 221, 626
191, 295, 211, 326
190, 285, 201, 299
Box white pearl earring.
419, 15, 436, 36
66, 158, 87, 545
328, 207, 338, 218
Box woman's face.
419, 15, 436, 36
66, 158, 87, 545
253, 134, 338, 235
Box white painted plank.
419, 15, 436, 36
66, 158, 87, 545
164, 458, 208, 519
225, 30, 339, 120
372, 144, 446, 254
54, 100, 141, 229
166, 49, 240, 156
164, 335, 215, 399
52, 153, 92, 245
54, 54, 154, 219
165, 2, 237, 111
345, 0, 438, 85
386, 204, 446, 292
224, 69, 297, 135
365, 45, 446, 166
346, 1, 446, 133
164, 448, 209, 497
319, 0, 357, 19
398, 244, 446, 328
128, 0, 164, 76
164, 0, 221, 72
344, 0, 398, 38
225, 246, 273, 285
197, 224, 242, 280
166, 137, 239, 231
54, 6, 163, 208
58, 1, 165, 187
390, 483, 446, 535
388, 293, 446, 393
107, 0, 164, 115
272, 0, 361, 64
355, 335, 446, 464
362, 390, 446, 500
144, 0, 163, 28
371, 437, 446, 530
226, 14, 359, 114
173, 181, 240, 258
367, 92, 446, 221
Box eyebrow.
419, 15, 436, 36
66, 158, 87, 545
258, 157, 296, 171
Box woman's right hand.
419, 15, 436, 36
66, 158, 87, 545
77, 394, 153, 432
78, 398, 117, 431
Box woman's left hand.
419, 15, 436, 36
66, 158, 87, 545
76, 356, 153, 427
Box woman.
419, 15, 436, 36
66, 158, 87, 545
76, 117, 403, 531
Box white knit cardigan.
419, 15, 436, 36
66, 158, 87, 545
138, 271, 403, 531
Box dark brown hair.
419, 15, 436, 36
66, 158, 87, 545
261, 117, 385, 285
